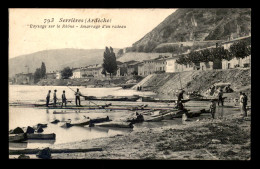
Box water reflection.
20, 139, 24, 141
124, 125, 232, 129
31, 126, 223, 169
9, 142, 28, 149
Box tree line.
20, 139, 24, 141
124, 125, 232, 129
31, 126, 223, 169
176, 40, 251, 65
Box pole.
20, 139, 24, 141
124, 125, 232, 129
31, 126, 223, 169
66, 85, 98, 106
179, 72, 182, 90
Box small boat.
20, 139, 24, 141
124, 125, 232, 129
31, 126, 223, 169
27, 133, 56, 140
89, 116, 110, 124
93, 121, 134, 128
9, 133, 27, 142
140, 97, 190, 103
146, 110, 188, 121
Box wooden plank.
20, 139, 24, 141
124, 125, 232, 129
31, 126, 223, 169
9, 148, 103, 155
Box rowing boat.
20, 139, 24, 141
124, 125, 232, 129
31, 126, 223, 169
145, 109, 188, 121
140, 97, 190, 103
27, 133, 56, 140
70, 118, 91, 126
9, 133, 27, 142
93, 121, 134, 128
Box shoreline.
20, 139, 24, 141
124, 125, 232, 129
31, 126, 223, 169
45, 111, 250, 160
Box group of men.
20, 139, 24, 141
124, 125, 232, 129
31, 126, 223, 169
46, 88, 83, 107
176, 87, 248, 119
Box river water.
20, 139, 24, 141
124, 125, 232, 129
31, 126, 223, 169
9, 85, 240, 149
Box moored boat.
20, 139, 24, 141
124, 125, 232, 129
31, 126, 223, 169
93, 121, 134, 128
27, 133, 56, 140
9, 133, 27, 142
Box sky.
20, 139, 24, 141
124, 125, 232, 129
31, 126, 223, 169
9, 8, 177, 59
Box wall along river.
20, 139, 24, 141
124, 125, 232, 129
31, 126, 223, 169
9, 85, 240, 149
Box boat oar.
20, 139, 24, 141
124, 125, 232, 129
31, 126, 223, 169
66, 85, 98, 106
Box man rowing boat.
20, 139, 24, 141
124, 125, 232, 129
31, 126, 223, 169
53, 89, 58, 107
61, 90, 67, 108
46, 90, 51, 107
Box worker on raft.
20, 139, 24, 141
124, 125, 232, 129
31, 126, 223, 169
177, 89, 185, 108
46, 90, 51, 107
53, 89, 58, 107
209, 99, 216, 119
75, 88, 83, 107
61, 90, 67, 108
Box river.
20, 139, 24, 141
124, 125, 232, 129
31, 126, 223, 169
9, 85, 239, 149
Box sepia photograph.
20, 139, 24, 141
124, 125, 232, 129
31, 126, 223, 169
8, 8, 251, 160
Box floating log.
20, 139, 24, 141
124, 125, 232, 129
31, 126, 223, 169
27, 133, 56, 140
93, 121, 134, 128
9, 147, 103, 155
9, 133, 27, 142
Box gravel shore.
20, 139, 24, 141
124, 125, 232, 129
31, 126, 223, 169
48, 111, 250, 160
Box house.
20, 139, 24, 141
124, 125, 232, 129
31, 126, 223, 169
139, 56, 168, 75
221, 36, 251, 69
14, 73, 34, 84
127, 61, 140, 75
45, 72, 56, 79
86, 64, 104, 77
56, 71, 61, 79
116, 61, 127, 77
71, 68, 83, 79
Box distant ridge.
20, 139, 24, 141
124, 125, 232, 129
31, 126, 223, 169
9, 48, 119, 77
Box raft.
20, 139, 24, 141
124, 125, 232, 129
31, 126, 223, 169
27, 133, 56, 140
93, 121, 134, 128
84, 95, 140, 102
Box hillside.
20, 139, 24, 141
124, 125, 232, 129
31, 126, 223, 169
131, 8, 251, 52
133, 68, 251, 101
9, 48, 119, 77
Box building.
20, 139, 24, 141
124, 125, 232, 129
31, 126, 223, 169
14, 73, 34, 84
56, 71, 61, 79
71, 68, 83, 79
139, 56, 168, 76
127, 61, 139, 75
221, 36, 251, 69
45, 72, 56, 79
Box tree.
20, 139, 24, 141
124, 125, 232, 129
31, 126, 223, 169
61, 67, 73, 79
40, 62, 46, 79
102, 47, 118, 77
117, 49, 124, 57
34, 68, 42, 83
229, 41, 251, 59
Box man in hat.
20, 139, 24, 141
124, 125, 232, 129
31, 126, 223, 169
61, 90, 67, 108
53, 89, 57, 107
75, 88, 82, 106
46, 90, 51, 107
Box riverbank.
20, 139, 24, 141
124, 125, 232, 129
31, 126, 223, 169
34, 76, 144, 88
133, 68, 251, 101
47, 109, 250, 160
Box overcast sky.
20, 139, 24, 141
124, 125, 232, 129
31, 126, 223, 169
9, 8, 177, 59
